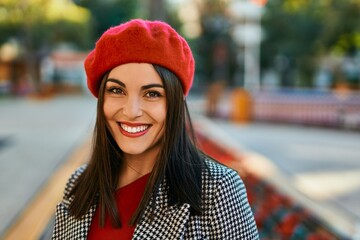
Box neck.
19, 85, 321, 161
117, 151, 158, 189
117, 162, 152, 188
123, 152, 157, 173
127, 161, 149, 176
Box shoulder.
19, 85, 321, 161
201, 157, 248, 206
200, 158, 259, 239
203, 157, 242, 186
63, 164, 88, 199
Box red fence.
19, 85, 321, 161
252, 89, 360, 130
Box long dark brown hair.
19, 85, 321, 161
68, 64, 205, 227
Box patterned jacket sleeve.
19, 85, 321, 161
60, 164, 87, 207
209, 168, 259, 239
52, 165, 89, 240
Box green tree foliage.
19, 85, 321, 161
0, 0, 92, 92
196, 0, 236, 86
73, 0, 141, 41
0, 0, 92, 49
261, 0, 360, 87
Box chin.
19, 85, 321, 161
122, 149, 146, 156
117, 142, 153, 156
117, 144, 142, 155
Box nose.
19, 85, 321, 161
122, 96, 143, 119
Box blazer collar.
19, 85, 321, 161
133, 179, 191, 239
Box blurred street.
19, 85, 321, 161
0, 95, 96, 236
1, 0, 360, 239
0, 94, 359, 238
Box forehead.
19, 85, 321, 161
107, 63, 162, 86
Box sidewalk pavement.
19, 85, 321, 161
0, 94, 96, 238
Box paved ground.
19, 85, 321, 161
0, 94, 96, 236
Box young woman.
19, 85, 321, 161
52, 19, 259, 239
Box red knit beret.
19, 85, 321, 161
84, 19, 195, 97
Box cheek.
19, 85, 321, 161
150, 103, 166, 124
103, 98, 118, 120
102, 100, 115, 134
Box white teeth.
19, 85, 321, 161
120, 123, 149, 133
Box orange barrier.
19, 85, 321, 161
231, 88, 252, 123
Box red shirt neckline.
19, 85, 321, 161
87, 174, 150, 240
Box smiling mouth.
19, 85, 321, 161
118, 123, 150, 134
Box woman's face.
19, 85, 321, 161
104, 63, 166, 161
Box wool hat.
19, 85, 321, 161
84, 19, 195, 97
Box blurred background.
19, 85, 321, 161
0, 0, 360, 239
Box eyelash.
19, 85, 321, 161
106, 87, 162, 98
144, 90, 162, 98
106, 87, 124, 95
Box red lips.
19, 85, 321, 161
117, 122, 151, 138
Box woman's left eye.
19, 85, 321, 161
145, 91, 162, 98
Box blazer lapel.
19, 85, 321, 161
53, 202, 96, 240
133, 203, 191, 239
132, 179, 191, 239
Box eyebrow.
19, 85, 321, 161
106, 78, 125, 87
141, 84, 164, 90
106, 78, 164, 90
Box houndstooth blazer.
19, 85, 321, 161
52, 159, 259, 239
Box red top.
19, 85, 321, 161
87, 174, 150, 240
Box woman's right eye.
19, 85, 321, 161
107, 87, 124, 95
